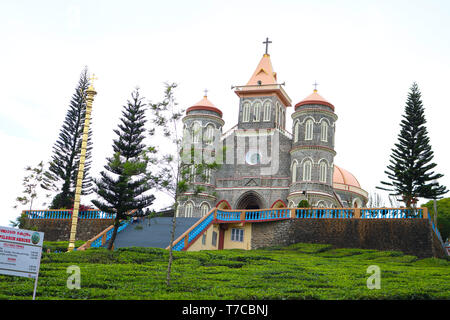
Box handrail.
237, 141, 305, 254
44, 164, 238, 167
24, 209, 138, 220
168, 208, 216, 251
24, 209, 116, 220
77, 220, 130, 250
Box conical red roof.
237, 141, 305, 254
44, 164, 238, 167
186, 95, 223, 117
246, 54, 277, 86
295, 90, 334, 111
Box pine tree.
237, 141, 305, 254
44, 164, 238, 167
92, 88, 155, 250
46, 67, 94, 208
377, 82, 448, 208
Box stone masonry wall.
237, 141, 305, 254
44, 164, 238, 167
251, 218, 445, 258
24, 219, 113, 242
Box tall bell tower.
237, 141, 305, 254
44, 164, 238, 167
233, 38, 291, 130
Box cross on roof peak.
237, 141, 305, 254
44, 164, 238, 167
263, 37, 272, 55
313, 81, 319, 92
89, 73, 98, 87
204, 88, 208, 97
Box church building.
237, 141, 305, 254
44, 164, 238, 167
177, 42, 368, 218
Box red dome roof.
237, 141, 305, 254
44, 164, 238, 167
186, 96, 222, 117
295, 90, 334, 111
333, 165, 361, 188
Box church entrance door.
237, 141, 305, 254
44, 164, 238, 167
235, 191, 265, 210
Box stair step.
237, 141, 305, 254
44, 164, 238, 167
111, 217, 199, 249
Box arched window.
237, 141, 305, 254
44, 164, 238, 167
242, 102, 250, 122
303, 160, 312, 181
294, 121, 300, 143
263, 102, 271, 121
321, 121, 328, 142
319, 161, 327, 183
204, 124, 214, 144
305, 119, 314, 140
185, 202, 194, 217
204, 168, 211, 184
189, 165, 195, 182
192, 122, 201, 143
253, 102, 261, 122
317, 201, 326, 208
275, 104, 278, 126
291, 161, 297, 183
200, 203, 210, 216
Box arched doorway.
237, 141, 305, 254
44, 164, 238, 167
216, 200, 231, 210
271, 199, 286, 208
235, 191, 264, 209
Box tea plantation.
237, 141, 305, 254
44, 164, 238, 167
1, 243, 449, 300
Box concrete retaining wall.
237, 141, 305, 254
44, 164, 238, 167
251, 218, 446, 258
23, 219, 113, 242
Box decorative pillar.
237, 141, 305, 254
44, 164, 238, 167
67, 76, 97, 252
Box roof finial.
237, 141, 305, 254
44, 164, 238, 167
89, 73, 98, 87
313, 80, 319, 92
263, 37, 272, 55
204, 88, 208, 98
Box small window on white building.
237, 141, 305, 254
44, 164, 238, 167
231, 228, 244, 242
294, 121, 300, 143
185, 202, 194, 217
253, 102, 261, 122
202, 233, 206, 245
192, 122, 201, 143
292, 161, 297, 183
305, 119, 314, 140
321, 121, 328, 142
319, 161, 327, 183
212, 231, 218, 246
204, 124, 214, 144
263, 102, 271, 121
242, 102, 250, 122
204, 168, 211, 184
303, 160, 312, 181
200, 203, 210, 216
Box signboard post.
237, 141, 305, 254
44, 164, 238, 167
0, 225, 44, 300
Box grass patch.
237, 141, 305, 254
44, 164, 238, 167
1, 243, 448, 300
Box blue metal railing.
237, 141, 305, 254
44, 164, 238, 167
216, 210, 240, 221
246, 209, 291, 220
360, 208, 423, 219
25, 210, 116, 219
295, 208, 354, 218
89, 220, 131, 248
173, 210, 216, 251
427, 214, 445, 246
188, 213, 214, 242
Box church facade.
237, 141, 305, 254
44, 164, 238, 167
177, 50, 368, 218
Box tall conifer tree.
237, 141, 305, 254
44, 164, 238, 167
92, 88, 155, 250
46, 67, 94, 208
378, 82, 447, 207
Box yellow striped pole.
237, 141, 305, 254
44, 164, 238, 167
67, 75, 97, 252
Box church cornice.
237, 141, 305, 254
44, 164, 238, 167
292, 108, 338, 121
183, 114, 225, 126
180, 192, 217, 200
290, 145, 337, 156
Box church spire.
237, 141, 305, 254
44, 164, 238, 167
246, 51, 277, 86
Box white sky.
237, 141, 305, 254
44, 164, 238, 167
1, 0, 449, 226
